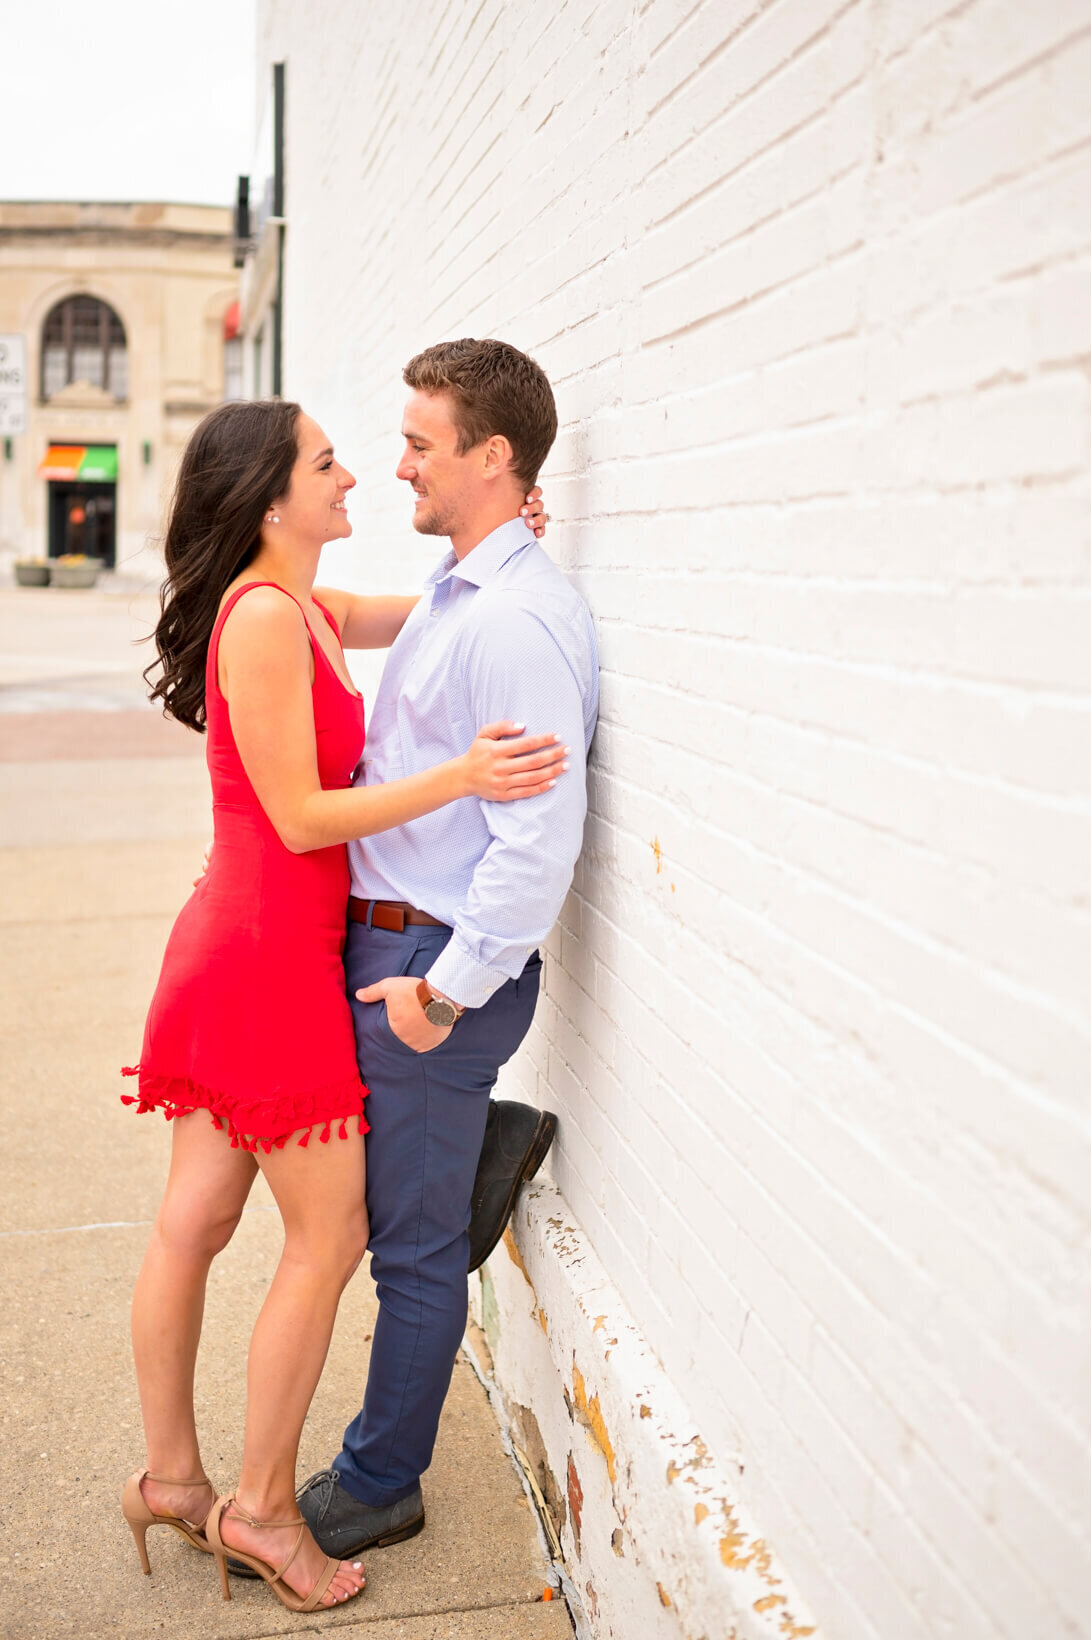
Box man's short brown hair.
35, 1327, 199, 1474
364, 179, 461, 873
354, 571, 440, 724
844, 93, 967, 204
403, 338, 557, 490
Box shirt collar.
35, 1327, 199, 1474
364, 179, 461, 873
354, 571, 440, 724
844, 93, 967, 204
426, 517, 536, 590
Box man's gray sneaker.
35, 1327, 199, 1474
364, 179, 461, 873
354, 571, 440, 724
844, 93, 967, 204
297, 1468, 425, 1559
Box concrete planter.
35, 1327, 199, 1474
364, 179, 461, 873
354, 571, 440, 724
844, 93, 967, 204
52, 559, 102, 589
14, 562, 51, 586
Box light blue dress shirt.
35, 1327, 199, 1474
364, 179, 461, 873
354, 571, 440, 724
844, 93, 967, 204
348, 516, 599, 1009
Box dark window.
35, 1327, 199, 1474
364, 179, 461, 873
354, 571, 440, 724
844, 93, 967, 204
41, 296, 127, 400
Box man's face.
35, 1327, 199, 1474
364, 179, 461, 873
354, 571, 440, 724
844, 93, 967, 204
396, 388, 478, 538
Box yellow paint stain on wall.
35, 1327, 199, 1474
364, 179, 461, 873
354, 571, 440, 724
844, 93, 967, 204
667, 1461, 681, 1485
639, 1404, 652, 1419
686, 1435, 711, 1470
779, 1618, 816, 1638
695, 1503, 709, 1526
593, 1315, 607, 1333
571, 1363, 618, 1485
755, 1595, 786, 1613
536, 1306, 549, 1335
651, 836, 663, 873
717, 1508, 783, 1586
502, 1227, 534, 1289
720, 1526, 748, 1566
657, 1583, 672, 1607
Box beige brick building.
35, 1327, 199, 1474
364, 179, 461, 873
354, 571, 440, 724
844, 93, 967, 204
0, 201, 237, 578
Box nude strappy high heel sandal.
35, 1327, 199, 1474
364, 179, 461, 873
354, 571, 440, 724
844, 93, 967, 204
121, 1470, 215, 1572
206, 1495, 366, 1611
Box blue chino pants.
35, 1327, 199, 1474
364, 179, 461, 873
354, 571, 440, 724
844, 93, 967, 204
333, 921, 541, 1506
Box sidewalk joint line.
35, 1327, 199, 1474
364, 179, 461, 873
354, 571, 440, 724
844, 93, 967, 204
240, 1590, 561, 1640
0, 1203, 278, 1238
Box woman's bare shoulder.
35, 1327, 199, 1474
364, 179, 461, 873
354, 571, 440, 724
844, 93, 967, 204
218, 584, 310, 663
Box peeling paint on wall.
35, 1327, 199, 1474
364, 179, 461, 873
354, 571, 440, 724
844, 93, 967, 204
474, 1180, 821, 1640
572, 1362, 618, 1486
503, 1226, 534, 1288
511, 1399, 567, 1548
567, 1454, 584, 1556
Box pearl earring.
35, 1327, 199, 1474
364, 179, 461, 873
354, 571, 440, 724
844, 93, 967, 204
267, 512, 279, 524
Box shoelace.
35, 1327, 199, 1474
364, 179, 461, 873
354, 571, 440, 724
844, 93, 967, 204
296, 1468, 339, 1522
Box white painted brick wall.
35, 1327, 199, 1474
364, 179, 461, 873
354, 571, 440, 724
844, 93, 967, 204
259, 2, 1091, 1634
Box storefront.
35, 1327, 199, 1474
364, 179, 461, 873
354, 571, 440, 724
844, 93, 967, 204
37, 443, 118, 566
0, 202, 237, 581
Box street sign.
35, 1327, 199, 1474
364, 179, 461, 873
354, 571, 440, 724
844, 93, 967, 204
0, 334, 28, 435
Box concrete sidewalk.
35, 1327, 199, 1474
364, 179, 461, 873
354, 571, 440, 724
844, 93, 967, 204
0, 585, 567, 1640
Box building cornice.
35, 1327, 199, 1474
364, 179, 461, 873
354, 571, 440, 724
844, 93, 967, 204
0, 228, 231, 251
0, 201, 232, 249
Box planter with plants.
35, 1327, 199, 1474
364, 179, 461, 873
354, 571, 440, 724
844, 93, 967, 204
14, 557, 52, 587
51, 554, 103, 589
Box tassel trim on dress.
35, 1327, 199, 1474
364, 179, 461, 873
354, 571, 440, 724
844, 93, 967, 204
120, 1066, 369, 1153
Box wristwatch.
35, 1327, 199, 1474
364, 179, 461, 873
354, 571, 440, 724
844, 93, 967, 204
416, 978, 465, 1028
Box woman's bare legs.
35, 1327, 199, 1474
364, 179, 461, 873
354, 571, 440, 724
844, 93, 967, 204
132, 1113, 257, 1524
217, 1122, 369, 1606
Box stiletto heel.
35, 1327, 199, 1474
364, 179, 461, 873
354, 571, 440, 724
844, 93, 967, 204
215, 1547, 232, 1601
206, 1495, 366, 1612
120, 1470, 216, 1574
127, 1517, 151, 1575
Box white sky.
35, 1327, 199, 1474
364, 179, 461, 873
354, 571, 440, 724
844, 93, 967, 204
2, 0, 258, 207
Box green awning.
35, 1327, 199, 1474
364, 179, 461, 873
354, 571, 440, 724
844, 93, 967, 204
78, 446, 118, 481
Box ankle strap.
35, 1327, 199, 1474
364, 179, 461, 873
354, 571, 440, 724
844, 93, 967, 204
225, 1498, 306, 1530
144, 1471, 211, 1488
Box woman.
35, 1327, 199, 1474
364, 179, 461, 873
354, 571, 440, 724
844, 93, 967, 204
120, 399, 560, 1612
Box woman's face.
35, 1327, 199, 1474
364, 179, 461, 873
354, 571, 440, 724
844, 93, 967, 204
272, 412, 356, 546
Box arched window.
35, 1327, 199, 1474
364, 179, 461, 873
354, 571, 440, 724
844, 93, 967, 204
41, 295, 127, 401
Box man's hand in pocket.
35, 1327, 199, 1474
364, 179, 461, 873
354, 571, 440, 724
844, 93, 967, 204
356, 975, 453, 1053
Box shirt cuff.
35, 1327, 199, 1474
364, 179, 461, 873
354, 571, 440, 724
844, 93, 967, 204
427, 937, 516, 1011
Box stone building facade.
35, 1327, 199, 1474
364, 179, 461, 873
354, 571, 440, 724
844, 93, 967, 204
0, 201, 237, 579
238, 5, 1091, 1639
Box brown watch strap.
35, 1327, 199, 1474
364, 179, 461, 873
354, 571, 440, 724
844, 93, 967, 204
416, 978, 464, 1018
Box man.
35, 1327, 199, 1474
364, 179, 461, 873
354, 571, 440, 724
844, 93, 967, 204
296, 339, 598, 1559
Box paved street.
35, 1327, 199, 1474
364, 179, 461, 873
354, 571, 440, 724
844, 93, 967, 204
0, 581, 566, 1639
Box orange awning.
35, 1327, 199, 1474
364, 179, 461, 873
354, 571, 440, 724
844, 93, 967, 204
223, 299, 240, 340
38, 445, 86, 480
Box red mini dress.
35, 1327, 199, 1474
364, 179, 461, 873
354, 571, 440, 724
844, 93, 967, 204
123, 581, 369, 1152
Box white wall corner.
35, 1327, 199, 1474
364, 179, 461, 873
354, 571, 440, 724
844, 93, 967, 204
470, 1178, 822, 1640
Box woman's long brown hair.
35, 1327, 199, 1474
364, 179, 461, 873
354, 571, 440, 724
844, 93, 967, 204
144, 399, 301, 731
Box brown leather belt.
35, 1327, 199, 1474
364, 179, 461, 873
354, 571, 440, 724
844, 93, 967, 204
347, 896, 448, 933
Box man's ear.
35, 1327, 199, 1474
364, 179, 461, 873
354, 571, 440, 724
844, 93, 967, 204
481, 434, 514, 479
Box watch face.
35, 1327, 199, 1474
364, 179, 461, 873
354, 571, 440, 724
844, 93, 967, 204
424, 997, 457, 1027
